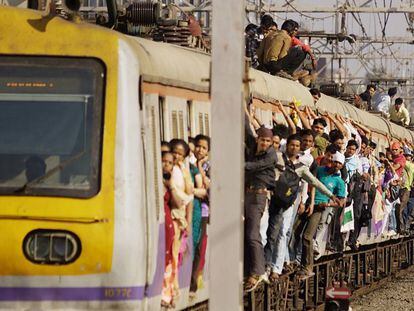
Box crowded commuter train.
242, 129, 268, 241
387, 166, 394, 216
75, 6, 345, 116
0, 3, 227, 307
1, 5, 414, 310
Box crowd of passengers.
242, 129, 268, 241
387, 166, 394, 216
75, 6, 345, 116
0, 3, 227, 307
158, 99, 414, 303
243, 91, 414, 292
160, 135, 211, 309
245, 15, 412, 127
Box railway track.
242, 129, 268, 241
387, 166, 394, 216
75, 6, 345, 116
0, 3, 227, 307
244, 236, 414, 310
185, 236, 414, 310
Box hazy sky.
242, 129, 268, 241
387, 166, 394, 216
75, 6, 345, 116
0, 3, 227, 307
250, 0, 414, 92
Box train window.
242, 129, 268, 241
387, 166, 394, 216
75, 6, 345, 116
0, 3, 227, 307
199, 113, 205, 134
178, 111, 184, 138
0, 56, 105, 198
205, 113, 210, 136
187, 100, 192, 135
171, 110, 178, 138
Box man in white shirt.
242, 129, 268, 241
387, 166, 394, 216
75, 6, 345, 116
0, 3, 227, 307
373, 87, 397, 117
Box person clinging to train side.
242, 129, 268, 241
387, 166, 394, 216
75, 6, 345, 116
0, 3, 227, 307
244, 105, 280, 291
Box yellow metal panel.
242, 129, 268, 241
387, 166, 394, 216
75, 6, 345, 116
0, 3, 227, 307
0, 7, 119, 275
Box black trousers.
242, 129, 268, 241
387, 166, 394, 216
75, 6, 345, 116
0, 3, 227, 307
244, 192, 267, 277
329, 207, 344, 252
396, 188, 411, 233
266, 46, 306, 75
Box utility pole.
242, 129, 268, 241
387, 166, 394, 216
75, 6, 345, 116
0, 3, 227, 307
210, 0, 244, 310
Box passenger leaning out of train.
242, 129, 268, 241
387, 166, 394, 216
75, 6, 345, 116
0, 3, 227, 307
244, 107, 280, 292
190, 134, 211, 296
296, 151, 346, 278
402, 150, 414, 232
264, 134, 337, 281
163, 140, 195, 303
292, 104, 330, 158
161, 151, 180, 308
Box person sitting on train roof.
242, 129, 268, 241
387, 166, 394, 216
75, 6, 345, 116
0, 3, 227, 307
257, 14, 276, 39
309, 88, 321, 104
256, 17, 279, 71
372, 87, 398, 117
257, 20, 307, 80
389, 97, 410, 127
245, 24, 260, 69
354, 84, 376, 111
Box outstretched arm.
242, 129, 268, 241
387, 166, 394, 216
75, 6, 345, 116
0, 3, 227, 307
276, 101, 296, 134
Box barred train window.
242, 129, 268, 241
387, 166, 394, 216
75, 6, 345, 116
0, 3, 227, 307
204, 113, 210, 136
171, 110, 178, 138
199, 112, 204, 134
178, 111, 184, 139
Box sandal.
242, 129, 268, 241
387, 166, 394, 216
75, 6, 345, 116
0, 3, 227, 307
161, 300, 171, 309
244, 275, 263, 292
296, 268, 315, 280
269, 272, 280, 282
283, 262, 297, 274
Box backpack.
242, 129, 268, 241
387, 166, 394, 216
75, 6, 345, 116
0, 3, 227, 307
273, 154, 302, 209
346, 170, 363, 207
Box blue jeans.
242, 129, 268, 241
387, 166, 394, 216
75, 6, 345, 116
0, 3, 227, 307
403, 197, 414, 230
264, 197, 284, 272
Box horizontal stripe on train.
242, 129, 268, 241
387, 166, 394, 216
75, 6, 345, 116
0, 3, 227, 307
0, 286, 145, 301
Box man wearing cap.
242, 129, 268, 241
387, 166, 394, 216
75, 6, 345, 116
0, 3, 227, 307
244, 116, 280, 291
298, 151, 346, 278
389, 97, 410, 126
389, 142, 406, 178
396, 149, 414, 234
310, 118, 329, 158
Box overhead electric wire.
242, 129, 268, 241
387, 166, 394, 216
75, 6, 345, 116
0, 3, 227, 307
283, 0, 337, 20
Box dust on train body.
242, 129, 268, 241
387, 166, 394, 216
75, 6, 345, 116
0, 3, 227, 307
0, 5, 414, 311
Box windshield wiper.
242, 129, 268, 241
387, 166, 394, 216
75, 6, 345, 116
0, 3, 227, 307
14, 151, 86, 194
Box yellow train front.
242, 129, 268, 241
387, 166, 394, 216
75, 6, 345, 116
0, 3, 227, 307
0, 7, 166, 310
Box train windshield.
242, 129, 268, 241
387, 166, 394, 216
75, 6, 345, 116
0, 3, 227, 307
0, 57, 105, 198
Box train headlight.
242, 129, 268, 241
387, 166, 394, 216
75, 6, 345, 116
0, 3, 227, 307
23, 230, 81, 265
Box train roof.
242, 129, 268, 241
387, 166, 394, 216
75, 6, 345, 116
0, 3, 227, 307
128, 36, 414, 141
2, 6, 412, 141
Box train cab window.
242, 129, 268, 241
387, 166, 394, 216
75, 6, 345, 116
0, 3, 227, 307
0, 56, 105, 198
